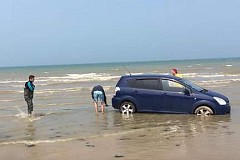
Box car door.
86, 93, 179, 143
133, 78, 165, 112
160, 79, 194, 113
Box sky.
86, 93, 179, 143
0, 0, 240, 67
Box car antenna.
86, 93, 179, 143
124, 66, 132, 75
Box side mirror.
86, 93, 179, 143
183, 88, 191, 96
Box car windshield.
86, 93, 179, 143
180, 78, 205, 92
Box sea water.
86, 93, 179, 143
0, 58, 240, 157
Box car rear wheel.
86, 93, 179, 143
120, 102, 136, 115
194, 106, 214, 115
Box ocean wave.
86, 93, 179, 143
0, 80, 25, 84
0, 99, 14, 102
36, 87, 83, 94
196, 79, 240, 86
0, 73, 119, 86
0, 138, 77, 146
38, 73, 120, 83
182, 73, 240, 78
36, 86, 112, 94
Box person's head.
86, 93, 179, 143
29, 75, 35, 82
171, 68, 178, 76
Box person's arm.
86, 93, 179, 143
27, 82, 34, 91
102, 89, 107, 105
91, 88, 94, 99
104, 96, 107, 106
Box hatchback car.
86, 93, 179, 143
112, 75, 231, 115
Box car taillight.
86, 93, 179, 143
114, 87, 120, 95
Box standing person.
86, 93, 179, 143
171, 68, 183, 78
91, 85, 107, 114
24, 75, 35, 116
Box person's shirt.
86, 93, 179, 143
175, 74, 183, 78
24, 81, 35, 95
91, 85, 107, 104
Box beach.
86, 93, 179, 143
0, 58, 240, 160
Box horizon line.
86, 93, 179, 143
0, 56, 239, 69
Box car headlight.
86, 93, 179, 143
213, 97, 227, 105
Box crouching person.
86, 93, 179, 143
91, 85, 107, 114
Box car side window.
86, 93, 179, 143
162, 79, 185, 93
135, 79, 159, 90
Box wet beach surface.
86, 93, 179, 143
0, 59, 240, 159
1, 109, 240, 160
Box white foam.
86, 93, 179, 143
0, 138, 76, 146
13, 106, 49, 121
36, 87, 84, 94
0, 73, 120, 88
199, 79, 240, 84
125, 73, 143, 75
0, 99, 14, 102
0, 80, 25, 84
37, 73, 120, 84
0, 129, 140, 146
182, 73, 240, 79
15, 112, 29, 119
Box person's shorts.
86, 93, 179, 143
93, 91, 104, 102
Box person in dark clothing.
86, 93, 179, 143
24, 75, 35, 116
91, 85, 107, 113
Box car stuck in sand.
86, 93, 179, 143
112, 75, 231, 115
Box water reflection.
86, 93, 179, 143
94, 113, 109, 131
25, 122, 36, 141
111, 112, 232, 138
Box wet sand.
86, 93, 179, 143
1, 110, 240, 160
1, 125, 240, 160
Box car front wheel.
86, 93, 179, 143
194, 106, 214, 115
120, 102, 136, 115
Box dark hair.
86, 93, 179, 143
29, 75, 35, 80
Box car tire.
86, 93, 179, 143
194, 106, 214, 115
120, 101, 136, 114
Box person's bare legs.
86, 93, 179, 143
101, 102, 105, 113
94, 102, 98, 114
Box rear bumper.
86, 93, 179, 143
112, 97, 121, 110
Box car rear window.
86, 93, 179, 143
135, 79, 159, 90
126, 79, 135, 87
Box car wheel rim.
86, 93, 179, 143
121, 104, 134, 115
197, 108, 211, 116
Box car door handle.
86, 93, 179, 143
134, 90, 138, 94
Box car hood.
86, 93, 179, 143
203, 90, 229, 102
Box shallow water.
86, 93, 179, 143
0, 58, 240, 159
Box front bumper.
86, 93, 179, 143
216, 103, 231, 115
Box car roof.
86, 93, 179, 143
121, 74, 182, 81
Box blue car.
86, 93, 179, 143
112, 75, 231, 115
